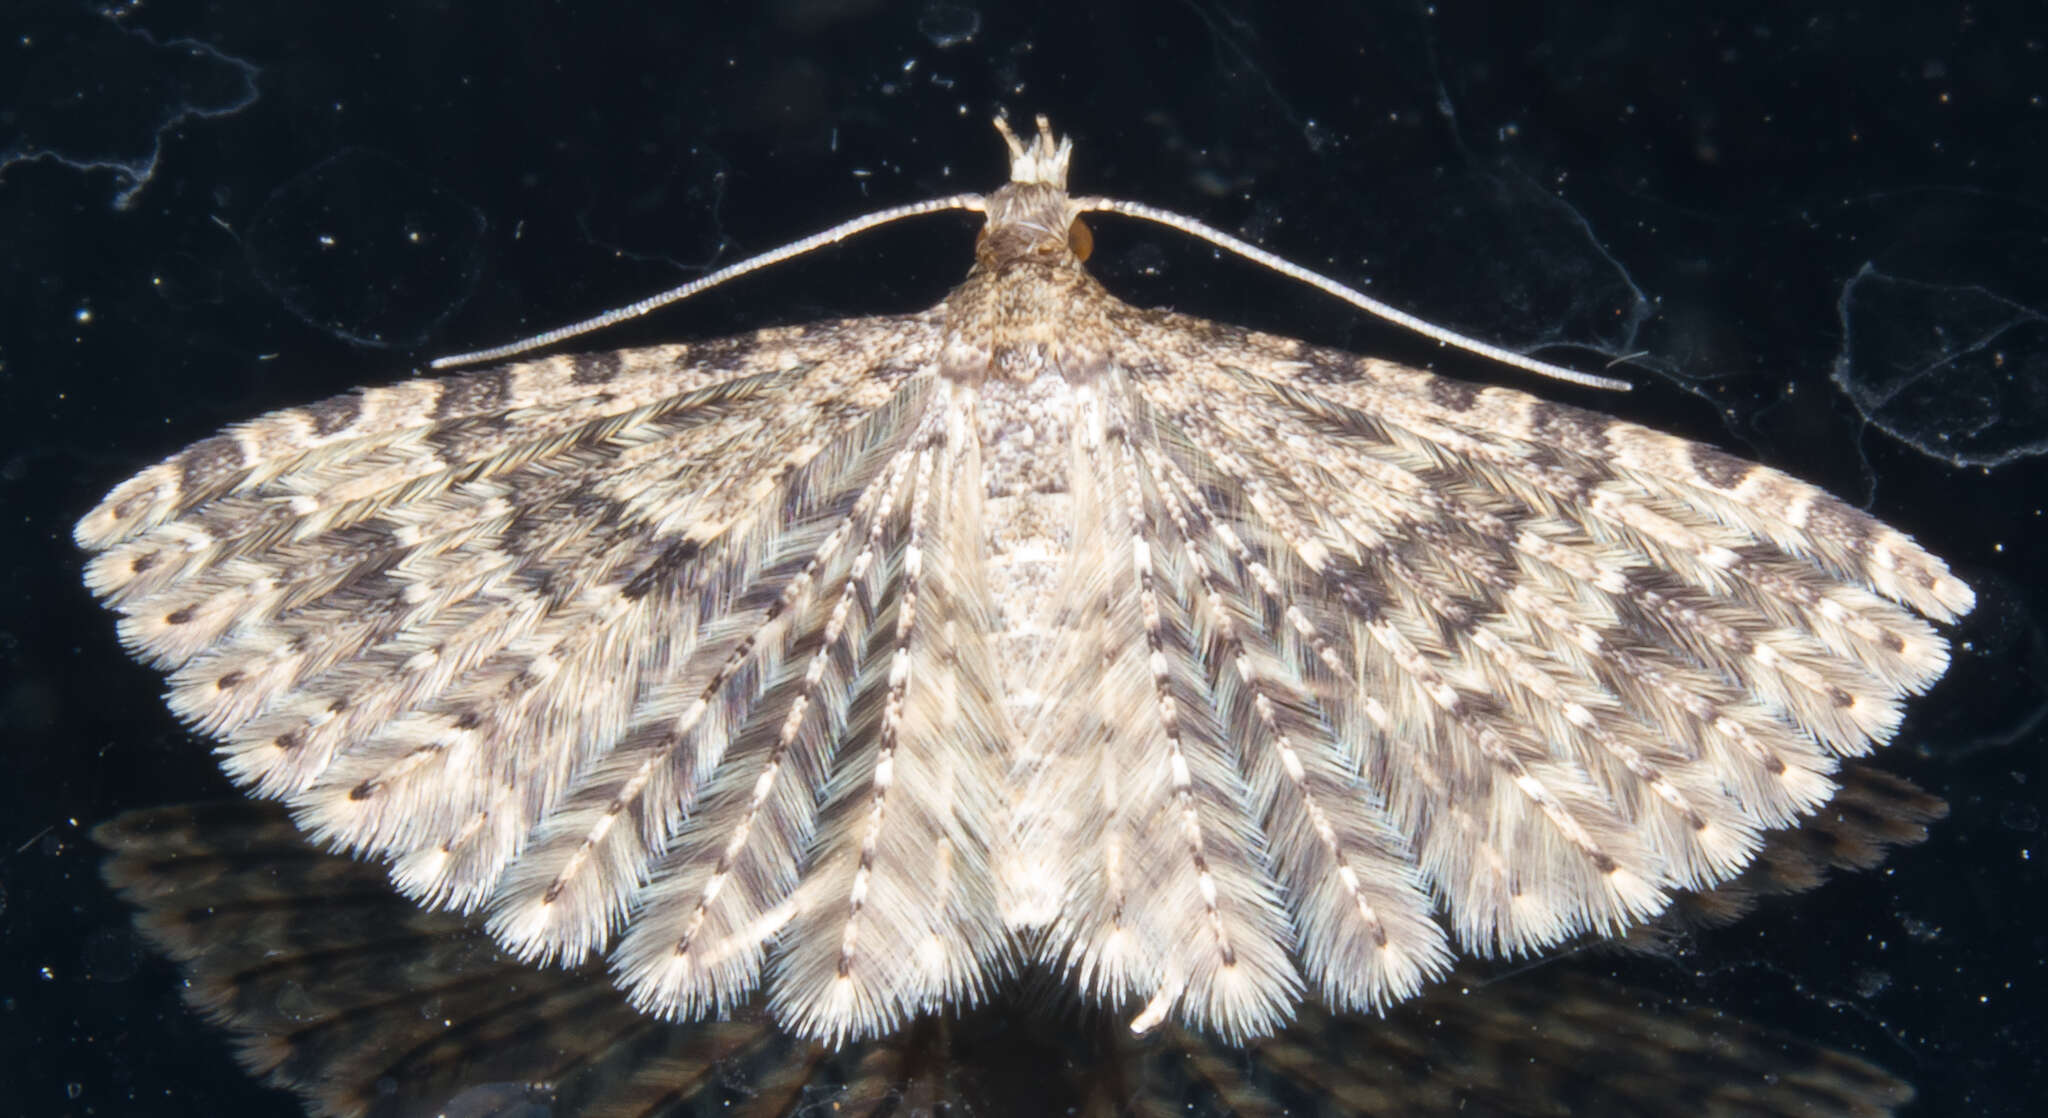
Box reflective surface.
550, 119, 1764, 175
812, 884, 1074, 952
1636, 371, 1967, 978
95, 789, 1932, 1117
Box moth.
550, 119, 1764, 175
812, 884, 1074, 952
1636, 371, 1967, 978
78, 115, 1972, 1046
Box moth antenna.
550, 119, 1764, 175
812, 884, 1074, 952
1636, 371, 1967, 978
1075, 196, 1634, 392
430, 192, 989, 369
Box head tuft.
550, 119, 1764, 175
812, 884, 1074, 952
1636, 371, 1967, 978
994, 113, 1073, 189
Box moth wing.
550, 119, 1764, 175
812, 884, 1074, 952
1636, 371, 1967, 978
1047, 307, 1967, 1023
79, 312, 1011, 1037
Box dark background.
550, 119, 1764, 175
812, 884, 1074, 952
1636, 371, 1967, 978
3, 1, 2044, 1114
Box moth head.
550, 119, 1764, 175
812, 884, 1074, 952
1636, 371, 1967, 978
980, 115, 1091, 271
976, 183, 1092, 270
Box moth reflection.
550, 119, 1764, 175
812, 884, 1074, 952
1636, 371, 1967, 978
98, 763, 1940, 1118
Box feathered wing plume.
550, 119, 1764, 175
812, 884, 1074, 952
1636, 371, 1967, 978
1016, 375, 1448, 1039
78, 114, 1973, 1045
610, 381, 1015, 1042
77, 313, 1015, 1043
1012, 305, 1969, 1029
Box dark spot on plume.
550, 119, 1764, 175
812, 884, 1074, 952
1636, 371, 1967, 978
454, 710, 482, 730
1428, 377, 1483, 412
349, 780, 377, 801
1526, 401, 1610, 452
216, 670, 245, 690
130, 553, 159, 575
303, 392, 363, 436
178, 437, 245, 495
1590, 851, 1619, 874
275, 729, 305, 752
1829, 686, 1857, 709
571, 350, 623, 385
623, 538, 703, 600
1688, 443, 1753, 490
1882, 631, 1907, 653
700, 340, 767, 379
435, 367, 512, 418
1327, 556, 1389, 623
165, 606, 196, 625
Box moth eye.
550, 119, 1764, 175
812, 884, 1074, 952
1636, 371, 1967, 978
1067, 217, 1093, 261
